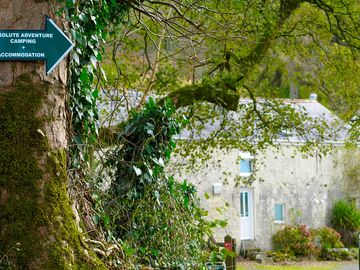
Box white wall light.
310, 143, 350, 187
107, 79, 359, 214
213, 183, 222, 195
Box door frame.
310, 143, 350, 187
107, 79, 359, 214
240, 188, 254, 240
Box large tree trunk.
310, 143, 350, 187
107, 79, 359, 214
0, 1, 105, 269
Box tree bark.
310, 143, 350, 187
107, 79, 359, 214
0, 1, 105, 269
160, 83, 240, 111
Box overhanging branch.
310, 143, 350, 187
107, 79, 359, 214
159, 82, 241, 111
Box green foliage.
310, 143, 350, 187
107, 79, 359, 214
104, 97, 183, 196
58, 0, 360, 267
311, 227, 344, 259
324, 249, 353, 261
257, 1, 360, 140
110, 179, 212, 269
330, 200, 360, 246
266, 250, 296, 262
272, 225, 346, 260
63, 0, 129, 169
99, 0, 360, 153
93, 100, 217, 269
272, 225, 316, 257
313, 227, 344, 250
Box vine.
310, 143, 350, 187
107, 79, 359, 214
93, 99, 222, 269
61, 2, 224, 268
60, 2, 219, 268
61, 0, 131, 265
63, 0, 129, 170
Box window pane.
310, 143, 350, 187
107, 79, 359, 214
240, 159, 252, 173
241, 192, 249, 217
274, 204, 284, 221
244, 192, 248, 217
240, 193, 244, 217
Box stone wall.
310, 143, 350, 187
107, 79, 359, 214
173, 145, 357, 251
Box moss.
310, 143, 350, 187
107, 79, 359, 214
44, 150, 106, 270
0, 75, 106, 269
163, 83, 240, 111
0, 74, 46, 269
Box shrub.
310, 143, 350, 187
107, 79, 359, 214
311, 227, 344, 258
272, 225, 345, 260
267, 251, 295, 262
272, 225, 316, 257
330, 200, 360, 246
349, 248, 359, 259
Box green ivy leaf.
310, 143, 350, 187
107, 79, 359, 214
79, 68, 89, 82
133, 166, 142, 176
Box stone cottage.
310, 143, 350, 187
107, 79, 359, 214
98, 91, 359, 252
172, 96, 359, 252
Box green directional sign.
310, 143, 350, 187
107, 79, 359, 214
0, 16, 74, 75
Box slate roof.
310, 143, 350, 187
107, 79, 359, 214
98, 90, 347, 143
175, 98, 347, 143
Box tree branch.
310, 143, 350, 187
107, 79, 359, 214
159, 79, 241, 111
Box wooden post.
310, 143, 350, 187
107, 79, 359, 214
224, 235, 235, 270
232, 238, 237, 268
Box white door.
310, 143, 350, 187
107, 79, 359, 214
240, 188, 254, 240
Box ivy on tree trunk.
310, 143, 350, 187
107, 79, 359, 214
0, 1, 105, 269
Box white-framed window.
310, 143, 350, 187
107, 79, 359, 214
239, 152, 254, 177
240, 159, 252, 173
240, 191, 249, 217
274, 203, 284, 223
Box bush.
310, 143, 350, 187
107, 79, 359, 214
272, 225, 345, 260
267, 250, 295, 262
330, 200, 360, 246
272, 225, 316, 257
311, 227, 344, 258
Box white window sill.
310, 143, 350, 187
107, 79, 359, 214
239, 173, 252, 177
274, 220, 284, 224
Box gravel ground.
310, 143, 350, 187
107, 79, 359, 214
335, 262, 359, 270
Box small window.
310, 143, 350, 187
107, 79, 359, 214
240, 159, 252, 173
274, 204, 284, 222
239, 152, 254, 177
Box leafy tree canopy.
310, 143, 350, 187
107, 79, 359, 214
98, 0, 359, 150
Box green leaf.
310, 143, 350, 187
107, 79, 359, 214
92, 88, 99, 99
103, 215, 110, 226
100, 67, 108, 82
144, 172, 152, 182
184, 196, 189, 208
79, 13, 88, 22
90, 55, 97, 69
79, 68, 89, 82
158, 157, 164, 167
133, 166, 142, 176
219, 220, 227, 228
96, 52, 102, 61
